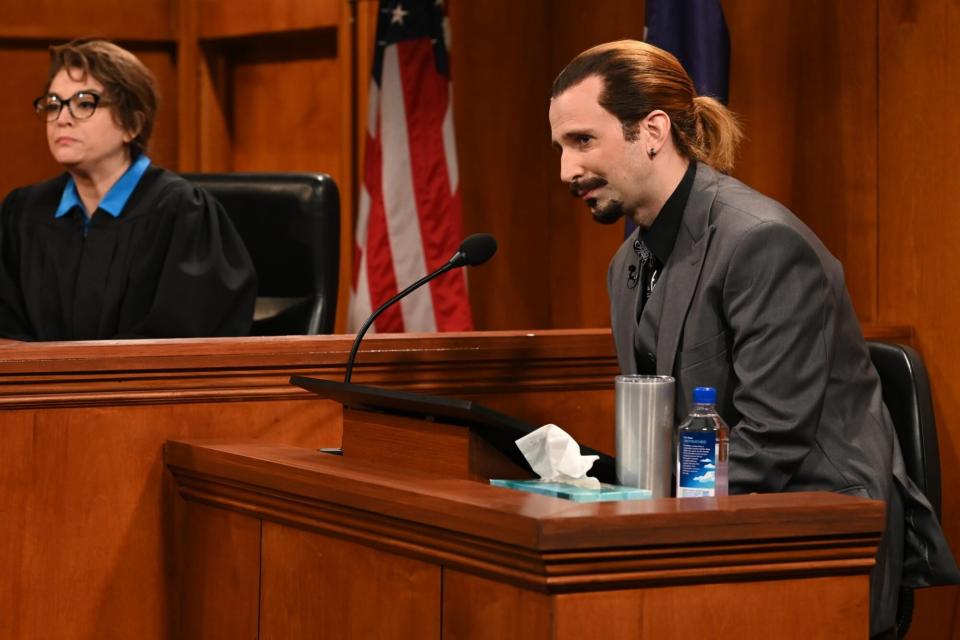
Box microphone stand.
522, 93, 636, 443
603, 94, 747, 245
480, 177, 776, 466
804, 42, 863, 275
344, 260, 458, 384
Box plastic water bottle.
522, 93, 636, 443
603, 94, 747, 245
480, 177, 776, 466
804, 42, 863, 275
676, 387, 729, 497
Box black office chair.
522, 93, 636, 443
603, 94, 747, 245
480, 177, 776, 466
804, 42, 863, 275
184, 173, 340, 335
867, 341, 943, 639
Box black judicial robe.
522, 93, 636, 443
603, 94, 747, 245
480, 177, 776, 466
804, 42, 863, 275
0, 167, 257, 340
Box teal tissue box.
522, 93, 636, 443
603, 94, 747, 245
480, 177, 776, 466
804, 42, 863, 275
489, 478, 652, 502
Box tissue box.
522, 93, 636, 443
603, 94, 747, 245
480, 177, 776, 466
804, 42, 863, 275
489, 479, 652, 502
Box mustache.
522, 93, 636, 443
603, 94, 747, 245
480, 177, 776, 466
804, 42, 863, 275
570, 177, 607, 198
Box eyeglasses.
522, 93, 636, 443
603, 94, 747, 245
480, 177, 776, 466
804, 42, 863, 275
33, 91, 108, 122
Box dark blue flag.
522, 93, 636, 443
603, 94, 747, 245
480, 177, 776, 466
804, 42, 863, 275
646, 0, 730, 103
626, 0, 730, 237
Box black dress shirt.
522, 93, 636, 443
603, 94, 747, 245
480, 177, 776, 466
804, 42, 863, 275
633, 159, 697, 313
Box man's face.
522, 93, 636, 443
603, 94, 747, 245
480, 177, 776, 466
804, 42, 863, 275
549, 75, 650, 225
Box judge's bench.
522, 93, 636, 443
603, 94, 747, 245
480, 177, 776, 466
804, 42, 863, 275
0, 328, 905, 638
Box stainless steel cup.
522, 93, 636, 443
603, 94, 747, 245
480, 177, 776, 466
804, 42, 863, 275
615, 374, 675, 497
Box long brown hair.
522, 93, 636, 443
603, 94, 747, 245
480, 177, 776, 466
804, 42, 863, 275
44, 39, 158, 157
552, 40, 742, 172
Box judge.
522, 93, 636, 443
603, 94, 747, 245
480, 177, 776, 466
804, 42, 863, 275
0, 40, 256, 341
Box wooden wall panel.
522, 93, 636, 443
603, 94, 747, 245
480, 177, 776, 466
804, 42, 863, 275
0, 0, 172, 41
260, 521, 441, 638
0, 44, 63, 195
138, 46, 179, 170
229, 33, 343, 177
0, 399, 337, 640
878, 1, 960, 636
552, 577, 868, 638
197, 0, 339, 39
724, 0, 879, 323
176, 501, 261, 640
224, 30, 352, 330
445, 0, 645, 330
446, 0, 555, 330
442, 570, 553, 639
444, 570, 866, 639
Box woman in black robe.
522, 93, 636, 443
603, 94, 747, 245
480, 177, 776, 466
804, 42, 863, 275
0, 40, 256, 341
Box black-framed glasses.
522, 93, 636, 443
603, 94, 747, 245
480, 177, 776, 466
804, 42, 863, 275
33, 91, 107, 122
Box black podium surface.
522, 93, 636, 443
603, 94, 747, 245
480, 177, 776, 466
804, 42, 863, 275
289, 375, 618, 484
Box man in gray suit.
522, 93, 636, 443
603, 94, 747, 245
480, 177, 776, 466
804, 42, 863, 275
549, 40, 958, 638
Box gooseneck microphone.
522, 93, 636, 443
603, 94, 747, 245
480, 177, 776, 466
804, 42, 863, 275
344, 233, 498, 383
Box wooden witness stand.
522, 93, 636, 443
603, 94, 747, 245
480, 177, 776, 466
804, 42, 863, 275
167, 443, 883, 639
0, 328, 904, 638
168, 353, 889, 639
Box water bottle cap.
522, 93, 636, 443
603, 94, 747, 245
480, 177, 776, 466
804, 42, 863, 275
693, 387, 717, 404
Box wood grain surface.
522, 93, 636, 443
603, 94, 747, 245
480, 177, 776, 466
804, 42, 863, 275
168, 439, 882, 639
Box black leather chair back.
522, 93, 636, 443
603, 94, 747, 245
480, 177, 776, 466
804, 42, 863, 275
184, 173, 340, 335
867, 341, 943, 637
867, 341, 942, 518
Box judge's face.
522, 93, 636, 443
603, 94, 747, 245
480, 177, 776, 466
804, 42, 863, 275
44, 69, 133, 173
549, 75, 652, 225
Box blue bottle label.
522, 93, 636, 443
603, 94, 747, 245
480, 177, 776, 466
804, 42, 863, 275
677, 431, 718, 497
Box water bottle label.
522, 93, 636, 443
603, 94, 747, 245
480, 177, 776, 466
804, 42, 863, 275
677, 431, 718, 497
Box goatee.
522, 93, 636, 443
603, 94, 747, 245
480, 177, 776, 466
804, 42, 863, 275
590, 199, 625, 225
570, 177, 624, 225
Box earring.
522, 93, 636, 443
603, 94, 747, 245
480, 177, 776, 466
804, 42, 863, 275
648, 148, 657, 158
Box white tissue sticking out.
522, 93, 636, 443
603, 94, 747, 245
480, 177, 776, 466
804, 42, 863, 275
515, 424, 601, 490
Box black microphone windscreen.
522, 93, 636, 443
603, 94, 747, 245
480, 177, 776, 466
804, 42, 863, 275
458, 233, 498, 266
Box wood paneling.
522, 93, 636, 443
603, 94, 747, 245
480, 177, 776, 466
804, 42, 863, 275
0, 44, 64, 194
138, 46, 179, 170
168, 440, 885, 576
0, 399, 331, 639
444, 571, 868, 639
260, 521, 440, 639
443, 570, 552, 640
0, 0, 172, 41
176, 501, 261, 640
445, 0, 646, 330
229, 32, 343, 177
167, 440, 883, 639
878, 0, 960, 636
447, 0, 556, 330
0, 328, 905, 638
183, 25, 353, 331
550, 577, 868, 638
0, 330, 619, 639
724, 0, 879, 323
1, 0, 959, 633
197, 0, 339, 40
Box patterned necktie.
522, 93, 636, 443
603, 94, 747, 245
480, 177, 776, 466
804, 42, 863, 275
633, 239, 658, 310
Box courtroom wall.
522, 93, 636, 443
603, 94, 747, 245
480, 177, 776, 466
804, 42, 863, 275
1, 0, 958, 634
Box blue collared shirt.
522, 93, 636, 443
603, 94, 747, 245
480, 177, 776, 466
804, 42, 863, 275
54, 154, 151, 230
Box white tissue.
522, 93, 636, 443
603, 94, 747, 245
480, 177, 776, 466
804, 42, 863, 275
515, 424, 601, 490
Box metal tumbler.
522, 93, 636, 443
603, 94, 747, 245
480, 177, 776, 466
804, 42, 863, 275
615, 374, 675, 497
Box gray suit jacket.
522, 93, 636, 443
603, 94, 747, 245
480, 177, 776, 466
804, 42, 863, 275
608, 163, 959, 633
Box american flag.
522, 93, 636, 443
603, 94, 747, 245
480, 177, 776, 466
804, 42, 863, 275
348, 0, 472, 333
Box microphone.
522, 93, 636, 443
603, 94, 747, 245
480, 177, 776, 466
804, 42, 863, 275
344, 233, 498, 383
447, 233, 497, 268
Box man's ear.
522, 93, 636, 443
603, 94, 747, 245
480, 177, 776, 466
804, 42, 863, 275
642, 109, 672, 156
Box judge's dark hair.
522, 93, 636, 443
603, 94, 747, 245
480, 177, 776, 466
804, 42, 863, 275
552, 40, 742, 172
44, 39, 158, 157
